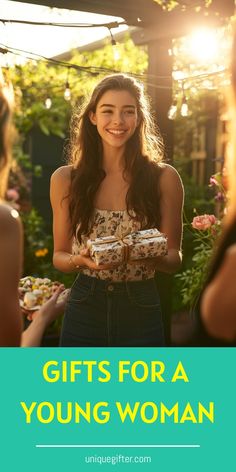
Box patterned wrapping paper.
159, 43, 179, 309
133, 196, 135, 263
87, 228, 168, 266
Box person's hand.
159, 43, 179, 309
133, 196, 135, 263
77, 248, 119, 271
20, 285, 69, 347
29, 285, 69, 326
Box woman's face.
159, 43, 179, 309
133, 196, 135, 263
89, 89, 139, 152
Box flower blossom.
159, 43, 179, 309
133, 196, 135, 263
209, 176, 218, 187
214, 192, 225, 202
6, 188, 20, 201
35, 248, 48, 258
191, 214, 218, 231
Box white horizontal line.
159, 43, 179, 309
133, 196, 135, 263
36, 444, 200, 448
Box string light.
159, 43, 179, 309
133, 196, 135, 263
167, 86, 189, 120
108, 27, 116, 46
0, 18, 124, 29
64, 80, 71, 101
1, 15, 230, 129
63, 67, 71, 101
107, 28, 121, 62
44, 97, 52, 109
113, 44, 120, 61
0, 41, 230, 114
167, 99, 177, 120
180, 83, 189, 117
181, 95, 189, 116
0, 42, 229, 86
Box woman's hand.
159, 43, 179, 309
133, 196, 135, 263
21, 285, 69, 347
29, 285, 68, 325
76, 248, 119, 271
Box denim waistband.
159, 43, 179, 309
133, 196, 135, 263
77, 272, 156, 294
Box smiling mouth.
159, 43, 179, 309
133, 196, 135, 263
106, 129, 127, 136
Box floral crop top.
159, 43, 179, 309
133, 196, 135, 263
72, 208, 156, 281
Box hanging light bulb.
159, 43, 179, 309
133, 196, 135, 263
181, 95, 189, 117
167, 99, 177, 120
44, 97, 52, 109
108, 27, 116, 46
113, 44, 120, 61
108, 28, 120, 61
64, 80, 71, 101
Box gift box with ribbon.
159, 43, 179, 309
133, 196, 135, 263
87, 228, 168, 266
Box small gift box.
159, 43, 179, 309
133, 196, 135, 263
87, 228, 168, 266
123, 228, 168, 261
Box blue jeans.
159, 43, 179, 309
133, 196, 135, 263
60, 273, 165, 347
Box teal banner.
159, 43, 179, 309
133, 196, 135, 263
0, 348, 235, 471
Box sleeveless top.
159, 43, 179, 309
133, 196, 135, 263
72, 208, 156, 281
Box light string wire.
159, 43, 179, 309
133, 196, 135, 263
0, 18, 126, 28
0, 42, 229, 88
0, 10, 231, 118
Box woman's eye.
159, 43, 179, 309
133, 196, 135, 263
102, 110, 112, 114
125, 110, 135, 115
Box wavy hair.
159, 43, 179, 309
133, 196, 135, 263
67, 74, 164, 241
0, 71, 12, 199
227, 30, 236, 218
200, 31, 236, 287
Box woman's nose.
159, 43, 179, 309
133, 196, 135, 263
113, 112, 124, 124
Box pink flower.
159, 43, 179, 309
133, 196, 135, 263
191, 214, 218, 231
209, 176, 218, 187
214, 192, 225, 202
6, 188, 20, 201
209, 172, 223, 188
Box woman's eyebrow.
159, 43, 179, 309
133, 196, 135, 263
99, 104, 136, 109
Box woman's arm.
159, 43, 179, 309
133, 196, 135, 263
155, 164, 184, 274
0, 204, 23, 346
21, 285, 67, 347
50, 166, 117, 272
201, 244, 236, 342
50, 165, 77, 273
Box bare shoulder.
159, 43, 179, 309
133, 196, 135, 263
51, 165, 73, 183
158, 163, 184, 193
0, 203, 22, 236
50, 165, 73, 196
0, 204, 22, 310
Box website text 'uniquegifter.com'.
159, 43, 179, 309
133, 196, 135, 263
84, 454, 152, 465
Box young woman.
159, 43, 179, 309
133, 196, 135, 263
50, 74, 184, 347
0, 71, 67, 347
200, 34, 236, 344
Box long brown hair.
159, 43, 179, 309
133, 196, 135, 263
202, 31, 236, 286
227, 30, 236, 219
0, 70, 12, 199
67, 74, 164, 241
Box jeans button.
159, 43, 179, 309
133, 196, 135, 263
107, 284, 114, 292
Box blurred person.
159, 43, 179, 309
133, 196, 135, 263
200, 33, 236, 344
0, 70, 67, 347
